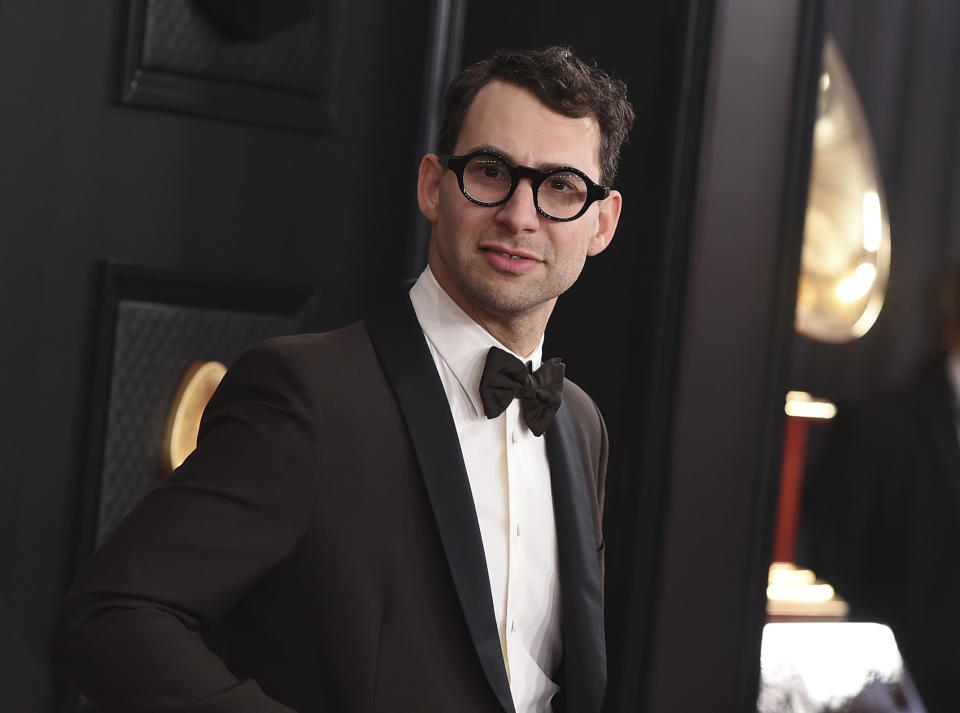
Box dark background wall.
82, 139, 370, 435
0, 3, 434, 710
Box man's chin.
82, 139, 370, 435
464, 282, 557, 318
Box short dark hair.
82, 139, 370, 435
438, 46, 636, 186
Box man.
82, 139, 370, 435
51, 46, 634, 713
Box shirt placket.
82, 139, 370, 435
503, 398, 525, 679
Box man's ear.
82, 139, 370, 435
417, 154, 443, 224
587, 189, 622, 256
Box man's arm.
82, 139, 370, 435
559, 379, 608, 575
595, 402, 608, 578
50, 343, 320, 713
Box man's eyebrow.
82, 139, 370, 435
464, 144, 584, 172
464, 144, 515, 162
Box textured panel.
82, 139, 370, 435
142, 0, 324, 94
120, 0, 345, 131
95, 301, 299, 544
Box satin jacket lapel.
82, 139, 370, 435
366, 294, 516, 713
546, 404, 606, 713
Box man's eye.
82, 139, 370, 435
471, 160, 507, 180
547, 174, 578, 192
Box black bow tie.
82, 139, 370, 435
478, 346, 565, 437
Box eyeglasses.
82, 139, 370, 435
439, 150, 610, 222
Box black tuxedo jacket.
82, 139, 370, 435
51, 294, 608, 713
800, 358, 960, 713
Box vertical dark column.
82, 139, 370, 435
405, 0, 468, 278
643, 1, 822, 711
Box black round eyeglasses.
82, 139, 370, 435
439, 150, 610, 222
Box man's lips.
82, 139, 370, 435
480, 245, 542, 274
479, 245, 541, 262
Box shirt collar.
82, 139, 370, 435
409, 266, 544, 418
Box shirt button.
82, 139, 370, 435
515, 523, 520, 537
511, 431, 519, 444
511, 620, 516, 633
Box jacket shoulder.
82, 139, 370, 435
561, 377, 605, 436
560, 377, 608, 491
249, 321, 371, 364
223, 322, 380, 388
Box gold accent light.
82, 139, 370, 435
767, 562, 849, 620
162, 361, 227, 477
796, 38, 891, 342
784, 391, 837, 420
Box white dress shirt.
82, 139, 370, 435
409, 267, 562, 713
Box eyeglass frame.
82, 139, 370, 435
437, 149, 611, 222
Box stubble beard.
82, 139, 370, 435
437, 233, 583, 322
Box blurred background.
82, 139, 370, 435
3, 1, 957, 712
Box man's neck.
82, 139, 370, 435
426, 269, 551, 358
468, 311, 547, 359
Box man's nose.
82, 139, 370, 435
494, 179, 540, 233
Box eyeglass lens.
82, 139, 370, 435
462, 154, 589, 220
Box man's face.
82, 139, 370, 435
418, 80, 621, 333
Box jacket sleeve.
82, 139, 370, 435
50, 343, 321, 713
595, 403, 609, 578
558, 379, 608, 576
